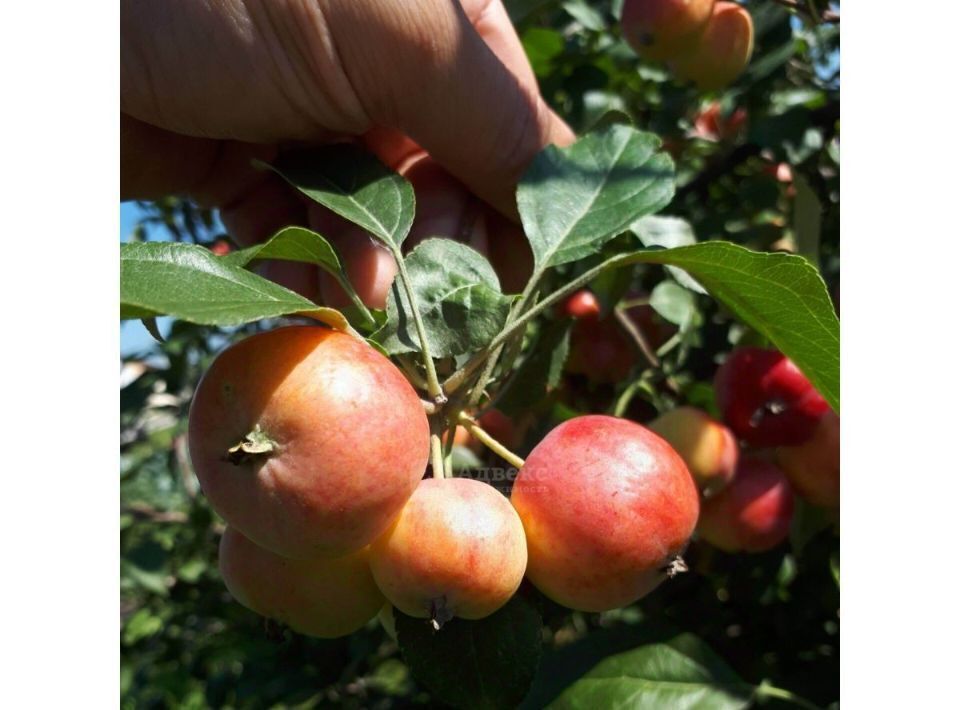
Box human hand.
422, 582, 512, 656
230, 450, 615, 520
122, 0, 573, 305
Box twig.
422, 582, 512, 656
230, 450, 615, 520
614, 306, 660, 368
459, 413, 525, 469
123, 503, 188, 524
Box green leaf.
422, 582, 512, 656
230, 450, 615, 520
649, 282, 696, 329
612, 243, 839, 411
223, 226, 374, 327
522, 28, 566, 76
120, 242, 350, 331
376, 239, 513, 357
518, 124, 675, 273
547, 633, 751, 710
224, 226, 342, 273
395, 595, 543, 710
497, 320, 572, 415
122, 608, 164, 645
263, 145, 414, 250
630, 215, 706, 294
562, 0, 606, 30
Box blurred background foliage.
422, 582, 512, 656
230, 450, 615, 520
121, 1, 839, 707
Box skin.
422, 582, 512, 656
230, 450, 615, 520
714, 347, 830, 447
188, 326, 430, 559
219, 527, 384, 638
314, 155, 489, 310
671, 2, 754, 91
649, 406, 739, 495
368, 478, 527, 624
511, 415, 700, 612
621, 0, 716, 62
697, 458, 795, 553
776, 411, 840, 508
121, 1, 573, 306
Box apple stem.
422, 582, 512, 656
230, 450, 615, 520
429, 433, 445, 480
444, 256, 623, 394
429, 596, 453, 630
390, 246, 446, 405
661, 555, 689, 578
223, 425, 277, 465
397, 354, 430, 392
614, 305, 660, 368
458, 412, 525, 470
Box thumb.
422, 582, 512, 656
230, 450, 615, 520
325, 0, 574, 218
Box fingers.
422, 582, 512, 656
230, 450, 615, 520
121, 114, 219, 200
483, 208, 534, 294
219, 177, 321, 302
309, 205, 398, 311
324, 0, 574, 218
403, 156, 484, 251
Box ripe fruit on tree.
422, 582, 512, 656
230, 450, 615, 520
693, 101, 748, 142
219, 527, 385, 638
560, 289, 602, 320
564, 295, 674, 384
621, 0, 716, 62
671, 2, 754, 91
209, 238, 233, 256
188, 326, 430, 559
776, 411, 840, 508
566, 316, 636, 384
511, 415, 699, 612
714, 346, 830, 447
697, 458, 795, 553
649, 406, 739, 495
368, 477, 527, 626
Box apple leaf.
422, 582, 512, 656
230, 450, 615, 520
222, 226, 374, 328
120, 242, 350, 331
630, 215, 707, 294
606, 242, 839, 411
262, 144, 414, 251
223, 225, 343, 275
496, 320, 572, 415
375, 239, 513, 357
546, 633, 751, 710
395, 595, 543, 710
517, 124, 674, 273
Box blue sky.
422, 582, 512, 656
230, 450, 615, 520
120, 202, 173, 356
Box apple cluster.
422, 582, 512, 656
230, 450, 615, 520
621, 0, 755, 90
654, 346, 840, 553
188, 325, 708, 636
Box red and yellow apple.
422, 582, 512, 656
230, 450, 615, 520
649, 406, 739, 494
511, 415, 699, 612
219, 527, 384, 638
369, 477, 527, 625
697, 458, 795, 553
189, 326, 430, 559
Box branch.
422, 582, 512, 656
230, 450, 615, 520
614, 306, 660, 368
